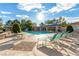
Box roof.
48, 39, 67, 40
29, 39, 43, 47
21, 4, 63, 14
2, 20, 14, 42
48, 23, 59, 27
71, 22, 79, 25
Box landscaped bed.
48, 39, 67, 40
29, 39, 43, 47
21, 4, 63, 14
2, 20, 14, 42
11, 41, 36, 51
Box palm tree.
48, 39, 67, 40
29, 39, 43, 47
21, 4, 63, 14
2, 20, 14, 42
45, 20, 53, 25
58, 17, 65, 24
12, 19, 20, 24
26, 20, 33, 31
40, 22, 45, 27
45, 18, 57, 25
5, 20, 13, 27
20, 19, 27, 31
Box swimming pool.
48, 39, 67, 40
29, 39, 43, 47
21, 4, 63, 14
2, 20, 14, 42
24, 31, 54, 41
73, 26, 79, 30
26, 31, 52, 35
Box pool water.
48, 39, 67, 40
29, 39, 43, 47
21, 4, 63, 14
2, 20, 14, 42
26, 31, 52, 35
24, 31, 55, 41
73, 27, 79, 30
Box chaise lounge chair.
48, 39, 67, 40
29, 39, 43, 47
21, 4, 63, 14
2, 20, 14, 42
36, 31, 66, 48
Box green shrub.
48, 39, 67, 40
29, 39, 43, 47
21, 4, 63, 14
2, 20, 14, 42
66, 25, 74, 33
12, 23, 21, 33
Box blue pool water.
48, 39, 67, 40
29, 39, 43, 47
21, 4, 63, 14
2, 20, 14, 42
26, 31, 52, 35
73, 26, 79, 30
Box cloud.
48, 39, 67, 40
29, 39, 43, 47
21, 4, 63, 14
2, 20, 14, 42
16, 15, 29, 19
48, 3, 76, 14
0, 15, 7, 17
17, 3, 45, 11
0, 15, 11, 19
0, 15, 14, 21
69, 9, 76, 11
33, 9, 39, 12
33, 9, 47, 13
36, 12, 45, 21
0, 11, 12, 14
68, 8, 79, 12
62, 17, 79, 23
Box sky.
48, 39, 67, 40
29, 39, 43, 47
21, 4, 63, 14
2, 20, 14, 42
0, 3, 79, 24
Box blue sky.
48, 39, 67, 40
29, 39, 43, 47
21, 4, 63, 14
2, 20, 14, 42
0, 3, 79, 24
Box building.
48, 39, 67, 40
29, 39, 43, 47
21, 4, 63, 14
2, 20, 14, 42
32, 26, 47, 31
47, 24, 59, 32
71, 22, 79, 32
72, 22, 79, 26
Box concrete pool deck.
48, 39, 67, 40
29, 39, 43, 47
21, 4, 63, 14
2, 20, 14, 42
0, 37, 35, 56
0, 33, 79, 56
33, 38, 79, 56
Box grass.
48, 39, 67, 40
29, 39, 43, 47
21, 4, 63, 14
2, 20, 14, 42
12, 41, 36, 51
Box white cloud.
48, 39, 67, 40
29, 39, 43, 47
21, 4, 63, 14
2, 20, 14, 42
33, 9, 38, 12
17, 3, 45, 11
63, 17, 79, 23
68, 8, 79, 12
17, 3, 78, 24
0, 15, 7, 17
69, 9, 76, 11
0, 15, 14, 21
0, 11, 12, 14
33, 9, 47, 13
36, 12, 44, 21
48, 3, 76, 14
16, 15, 22, 17
16, 15, 29, 19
